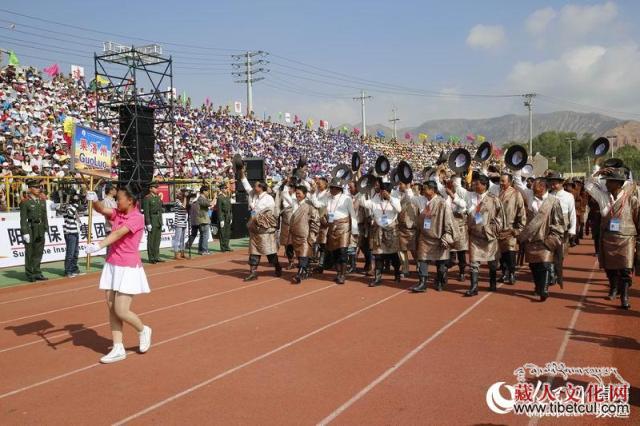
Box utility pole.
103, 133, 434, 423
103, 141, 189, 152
566, 136, 575, 175
232, 51, 269, 117
389, 108, 400, 140
523, 93, 536, 155
353, 90, 372, 137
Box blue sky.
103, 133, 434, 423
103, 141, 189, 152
2, 0, 639, 126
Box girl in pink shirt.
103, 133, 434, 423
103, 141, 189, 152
85, 185, 152, 364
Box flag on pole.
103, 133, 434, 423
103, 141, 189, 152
376, 130, 385, 138
306, 118, 314, 129
43, 64, 60, 77
476, 134, 486, 142
404, 132, 412, 140
96, 75, 109, 86
294, 115, 301, 124
435, 134, 445, 142
353, 128, 361, 136
8, 51, 19, 66
284, 112, 291, 123
234, 101, 242, 114
181, 92, 188, 107
278, 112, 283, 121
466, 133, 476, 142
418, 133, 428, 141
205, 97, 211, 107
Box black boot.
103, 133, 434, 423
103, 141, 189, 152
274, 259, 282, 277
607, 280, 618, 300
410, 276, 428, 293
465, 272, 479, 296
336, 263, 346, 285
244, 265, 258, 282
438, 263, 448, 291
293, 267, 306, 284
540, 269, 550, 301
314, 250, 325, 273
369, 260, 383, 287
489, 266, 497, 292
619, 280, 631, 310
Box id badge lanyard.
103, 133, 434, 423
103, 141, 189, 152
474, 196, 484, 225
609, 193, 627, 232
381, 200, 391, 226
422, 202, 432, 230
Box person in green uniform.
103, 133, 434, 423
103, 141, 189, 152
216, 181, 233, 252
20, 179, 49, 282
143, 182, 164, 263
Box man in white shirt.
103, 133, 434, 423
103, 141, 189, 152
438, 174, 468, 282
240, 168, 281, 281
310, 177, 330, 273
324, 177, 359, 284
546, 171, 577, 287
358, 180, 402, 286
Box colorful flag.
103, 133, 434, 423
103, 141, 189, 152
234, 101, 242, 114
354, 128, 361, 136
466, 133, 475, 142
404, 132, 412, 140
8, 51, 19, 66
476, 134, 486, 143
205, 97, 211, 106
71, 65, 85, 80
306, 118, 314, 129
43, 64, 60, 77
96, 75, 109, 86
376, 130, 385, 138
294, 115, 301, 124
435, 134, 445, 142
278, 112, 283, 120
418, 133, 428, 141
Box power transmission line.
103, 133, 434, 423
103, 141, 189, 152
232, 51, 269, 116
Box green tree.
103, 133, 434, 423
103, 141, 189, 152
612, 145, 640, 178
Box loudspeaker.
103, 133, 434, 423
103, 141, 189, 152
231, 203, 249, 239
235, 157, 265, 203
118, 105, 155, 185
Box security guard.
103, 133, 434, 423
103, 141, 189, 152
143, 182, 164, 263
216, 181, 233, 252
20, 179, 49, 282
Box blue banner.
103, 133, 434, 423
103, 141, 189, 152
72, 125, 112, 173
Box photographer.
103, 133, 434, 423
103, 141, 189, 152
171, 189, 189, 259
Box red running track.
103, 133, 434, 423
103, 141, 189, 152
0, 240, 637, 425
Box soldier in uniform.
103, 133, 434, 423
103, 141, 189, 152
498, 172, 526, 285
142, 182, 164, 264
288, 185, 320, 284
411, 181, 456, 293
216, 181, 233, 252
454, 173, 505, 296
586, 167, 639, 309
517, 178, 565, 301
20, 179, 49, 282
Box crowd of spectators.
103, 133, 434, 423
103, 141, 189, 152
1, 63, 495, 210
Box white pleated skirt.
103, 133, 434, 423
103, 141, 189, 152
99, 262, 150, 295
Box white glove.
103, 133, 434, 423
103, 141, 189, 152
86, 191, 98, 202
85, 242, 101, 254
219, 221, 225, 228
146, 225, 153, 231
23, 234, 31, 244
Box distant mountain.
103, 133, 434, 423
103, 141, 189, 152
361, 111, 628, 145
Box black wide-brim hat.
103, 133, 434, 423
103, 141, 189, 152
504, 145, 528, 170
422, 166, 435, 181
397, 160, 413, 184
591, 137, 610, 158
545, 170, 564, 181
375, 155, 390, 176
351, 152, 362, 171
448, 148, 471, 174
601, 168, 627, 181
331, 163, 352, 183
602, 158, 624, 168
232, 153, 244, 170
329, 176, 344, 189
357, 174, 376, 194
474, 141, 492, 162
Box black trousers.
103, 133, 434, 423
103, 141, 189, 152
285, 244, 294, 261
330, 247, 348, 265
249, 253, 279, 267
529, 262, 553, 293
605, 268, 632, 292
418, 260, 448, 278
500, 251, 517, 274
375, 253, 400, 274
450, 250, 467, 272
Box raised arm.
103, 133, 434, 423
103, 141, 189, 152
86, 191, 115, 218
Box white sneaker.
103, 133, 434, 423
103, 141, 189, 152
100, 344, 126, 364
139, 325, 152, 353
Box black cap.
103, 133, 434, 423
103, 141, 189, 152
26, 179, 41, 188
